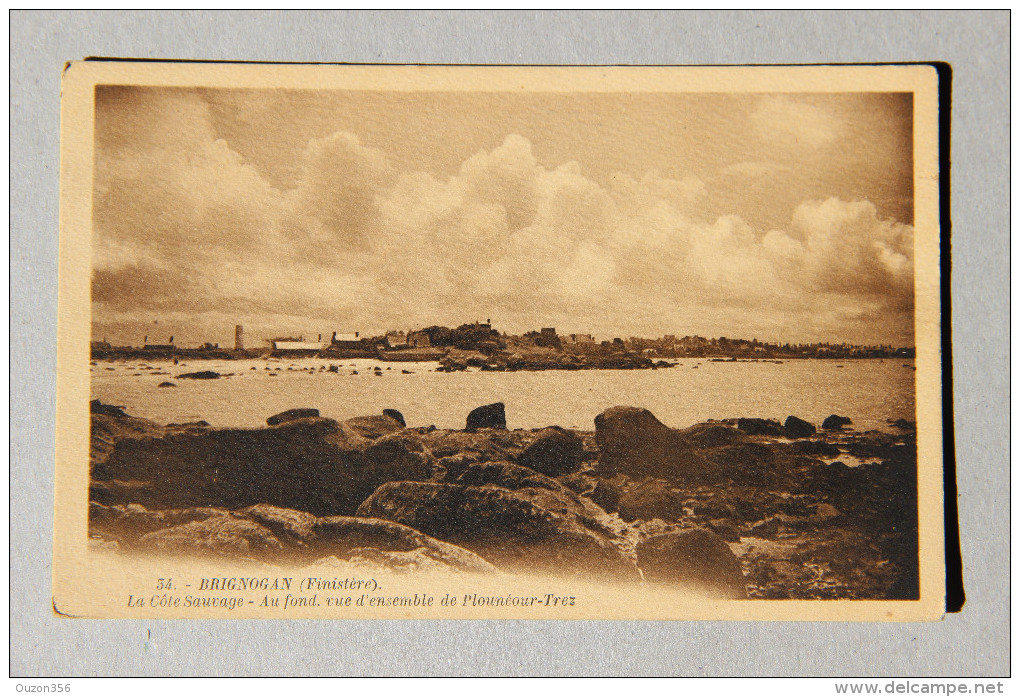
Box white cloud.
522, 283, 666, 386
92, 107, 915, 346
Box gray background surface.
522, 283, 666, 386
10, 10, 1009, 676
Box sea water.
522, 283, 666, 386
90, 357, 916, 432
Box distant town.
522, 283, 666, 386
90, 319, 915, 370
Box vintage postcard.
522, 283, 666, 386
55, 62, 945, 620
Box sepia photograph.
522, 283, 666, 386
55, 62, 944, 620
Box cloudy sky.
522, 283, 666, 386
91, 86, 915, 347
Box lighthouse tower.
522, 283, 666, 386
235, 325, 244, 351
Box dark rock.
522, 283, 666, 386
382, 409, 406, 427
266, 408, 320, 426
890, 419, 916, 431
617, 478, 685, 523
356, 481, 638, 581
466, 402, 506, 430
517, 426, 585, 476
736, 418, 785, 436
822, 414, 853, 430
157, 381, 177, 388
784, 416, 816, 439
593, 406, 709, 483
635, 529, 747, 598
175, 371, 221, 380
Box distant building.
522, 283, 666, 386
540, 327, 557, 339
330, 331, 365, 350
90, 340, 112, 351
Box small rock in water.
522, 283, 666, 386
157, 381, 177, 388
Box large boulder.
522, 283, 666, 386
517, 427, 586, 476
267, 408, 320, 426
593, 406, 709, 483
784, 416, 817, 439
466, 402, 506, 430
678, 423, 747, 448
356, 481, 638, 581
635, 529, 747, 598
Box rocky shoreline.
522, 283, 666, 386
88, 399, 918, 600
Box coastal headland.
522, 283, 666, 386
90, 321, 915, 370
89, 399, 919, 600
